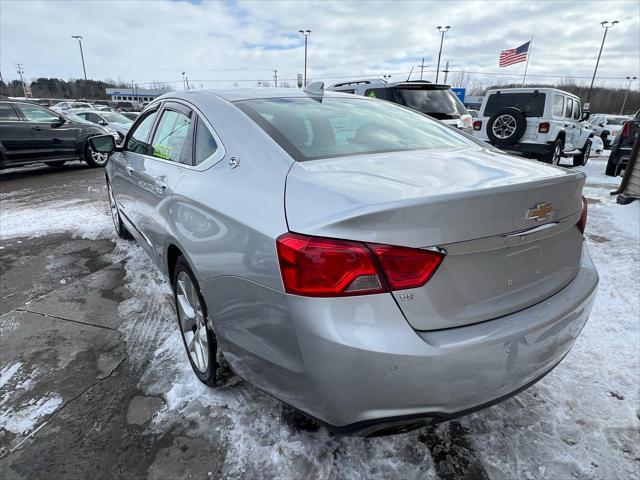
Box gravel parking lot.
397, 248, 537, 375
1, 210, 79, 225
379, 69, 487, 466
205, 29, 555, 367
0, 156, 638, 479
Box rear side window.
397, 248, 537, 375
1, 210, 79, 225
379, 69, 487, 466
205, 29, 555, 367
126, 110, 159, 155
364, 88, 391, 101
0, 103, 19, 121
194, 118, 218, 165
565, 97, 573, 118
552, 95, 564, 117
150, 109, 193, 163
483, 92, 546, 118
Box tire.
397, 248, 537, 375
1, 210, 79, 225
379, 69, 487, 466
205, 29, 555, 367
600, 133, 610, 150
605, 150, 622, 176
541, 138, 564, 165
45, 161, 67, 167
573, 139, 591, 167
486, 107, 527, 146
84, 142, 109, 168
173, 256, 218, 387
106, 179, 132, 239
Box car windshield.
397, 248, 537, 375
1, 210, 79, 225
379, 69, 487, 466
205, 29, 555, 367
101, 112, 133, 124
392, 88, 467, 119
483, 92, 546, 117
606, 116, 629, 126
236, 96, 478, 162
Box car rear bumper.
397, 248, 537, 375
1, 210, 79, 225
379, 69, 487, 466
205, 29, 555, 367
281, 244, 598, 434
499, 142, 553, 156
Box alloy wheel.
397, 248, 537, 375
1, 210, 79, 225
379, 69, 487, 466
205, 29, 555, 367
492, 114, 517, 139
91, 149, 109, 166
107, 182, 121, 234
176, 271, 209, 372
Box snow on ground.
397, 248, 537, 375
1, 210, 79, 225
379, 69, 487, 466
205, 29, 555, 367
1, 157, 638, 478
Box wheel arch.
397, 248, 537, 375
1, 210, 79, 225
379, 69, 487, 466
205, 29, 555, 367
166, 243, 184, 285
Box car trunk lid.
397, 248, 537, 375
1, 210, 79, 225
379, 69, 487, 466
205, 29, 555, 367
284, 146, 586, 330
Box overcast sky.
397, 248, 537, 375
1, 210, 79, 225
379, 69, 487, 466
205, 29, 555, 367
1, 0, 638, 91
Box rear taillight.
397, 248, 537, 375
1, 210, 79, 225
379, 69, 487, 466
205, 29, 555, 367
538, 122, 550, 133
276, 233, 445, 297
621, 121, 630, 138
473, 120, 482, 131
578, 196, 588, 234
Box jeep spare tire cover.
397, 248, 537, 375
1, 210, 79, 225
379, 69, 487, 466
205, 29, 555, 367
486, 107, 527, 146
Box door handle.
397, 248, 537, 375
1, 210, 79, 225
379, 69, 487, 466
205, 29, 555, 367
33, 126, 43, 131
154, 176, 168, 192
126, 166, 134, 176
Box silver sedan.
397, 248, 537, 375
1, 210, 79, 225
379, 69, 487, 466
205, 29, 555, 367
90, 87, 598, 436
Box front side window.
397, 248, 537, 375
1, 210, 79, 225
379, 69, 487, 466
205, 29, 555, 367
0, 103, 20, 121
565, 97, 573, 119
150, 109, 193, 163
14, 103, 60, 123
552, 95, 564, 117
126, 109, 159, 155
236, 97, 477, 162
194, 118, 218, 165
483, 92, 546, 118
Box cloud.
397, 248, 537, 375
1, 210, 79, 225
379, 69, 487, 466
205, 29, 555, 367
1, 0, 638, 90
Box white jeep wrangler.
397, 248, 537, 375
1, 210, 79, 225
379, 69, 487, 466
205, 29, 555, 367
473, 87, 593, 166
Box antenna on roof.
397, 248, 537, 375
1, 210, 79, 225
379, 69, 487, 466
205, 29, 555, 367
303, 82, 324, 95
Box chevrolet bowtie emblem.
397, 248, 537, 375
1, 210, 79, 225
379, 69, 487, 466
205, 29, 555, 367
526, 202, 554, 221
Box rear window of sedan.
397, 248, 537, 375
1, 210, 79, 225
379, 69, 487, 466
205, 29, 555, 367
235, 97, 477, 161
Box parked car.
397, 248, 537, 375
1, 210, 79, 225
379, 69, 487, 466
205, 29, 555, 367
93, 105, 116, 112
589, 114, 631, 149
74, 110, 134, 141
51, 101, 94, 113
327, 79, 473, 132
92, 100, 116, 107
91, 87, 598, 436
590, 135, 605, 156
116, 101, 143, 112
0, 100, 111, 169
120, 112, 140, 121
606, 110, 640, 176
473, 88, 593, 166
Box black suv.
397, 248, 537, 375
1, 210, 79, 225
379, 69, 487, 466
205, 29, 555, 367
0, 100, 110, 169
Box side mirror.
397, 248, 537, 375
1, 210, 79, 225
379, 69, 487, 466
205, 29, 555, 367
51, 117, 66, 128
598, 123, 605, 127
89, 134, 116, 154
581, 111, 590, 121
99, 120, 108, 126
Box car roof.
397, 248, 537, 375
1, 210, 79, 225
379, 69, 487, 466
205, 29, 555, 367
158, 87, 369, 103
485, 87, 580, 100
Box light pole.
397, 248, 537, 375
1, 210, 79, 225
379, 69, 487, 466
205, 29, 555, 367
586, 20, 619, 106
620, 76, 637, 114
181, 72, 187, 90
435, 25, 450, 83
298, 29, 311, 87
71, 35, 87, 98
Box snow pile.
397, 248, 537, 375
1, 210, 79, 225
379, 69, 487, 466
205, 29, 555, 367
0, 198, 112, 240
0, 395, 63, 435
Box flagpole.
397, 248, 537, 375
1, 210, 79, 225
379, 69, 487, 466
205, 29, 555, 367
522, 37, 533, 87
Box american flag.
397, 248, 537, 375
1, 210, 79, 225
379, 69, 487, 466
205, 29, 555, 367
499, 41, 530, 67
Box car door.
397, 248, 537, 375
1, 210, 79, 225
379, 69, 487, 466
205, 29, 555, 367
111, 106, 161, 233
0, 102, 36, 164
12, 103, 77, 159
135, 101, 194, 265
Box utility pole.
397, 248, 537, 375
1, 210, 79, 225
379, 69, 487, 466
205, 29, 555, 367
443, 61, 450, 84
71, 35, 87, 82
181, 72, 186, 90
273, 69, 278, 87
14, 63, 27, 98
420, 58, 425, 80
436, 25, 451, 83
586, 20, 619, 106
298, 29, 311, 87
620, 76, 637, 114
